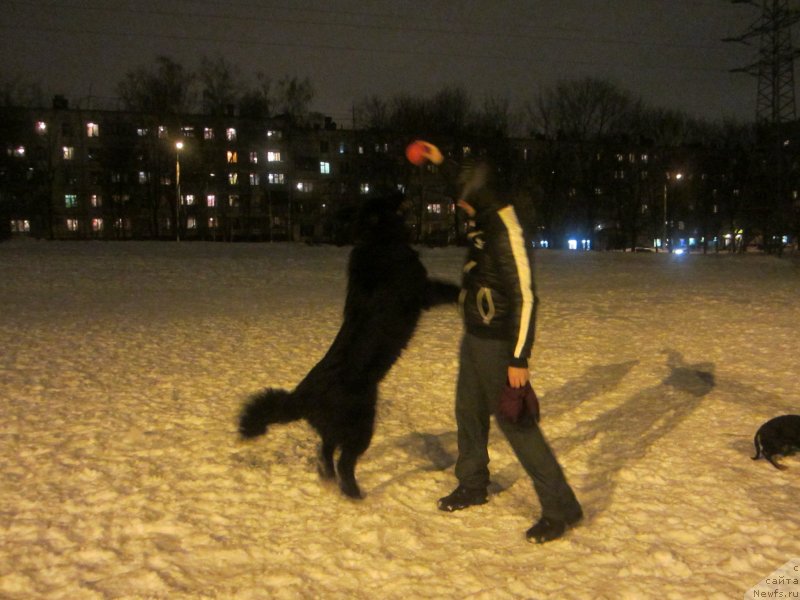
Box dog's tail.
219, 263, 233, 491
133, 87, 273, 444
752, 431, 763, 460
238, 388, 305, 439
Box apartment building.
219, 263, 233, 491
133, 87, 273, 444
0, 98, 457, 244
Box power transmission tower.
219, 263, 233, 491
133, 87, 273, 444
725, 0, 800, 124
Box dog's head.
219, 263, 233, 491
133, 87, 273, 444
354, 192, 411, 244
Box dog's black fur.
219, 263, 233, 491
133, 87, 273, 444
752, 414, 800, 470
238, 194, 460, 498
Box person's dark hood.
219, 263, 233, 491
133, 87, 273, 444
458, 158, 503, 213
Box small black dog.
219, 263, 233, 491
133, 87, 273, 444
238, 194, 459, 498
752, 414, 800, 470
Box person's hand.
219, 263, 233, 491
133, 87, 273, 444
507, 366, 530, 388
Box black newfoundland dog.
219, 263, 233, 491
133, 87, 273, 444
238, 194, 459, 499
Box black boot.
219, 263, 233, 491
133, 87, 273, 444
525, 509, 582, 544
437, 485, 488, 512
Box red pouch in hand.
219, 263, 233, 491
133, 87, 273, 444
496, 382, 540, 425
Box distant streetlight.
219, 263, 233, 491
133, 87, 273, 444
662, 171, 683, 253
175, 141, 184, 242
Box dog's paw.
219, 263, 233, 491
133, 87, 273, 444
316, 457, 336, 480
338, 479, 364, 500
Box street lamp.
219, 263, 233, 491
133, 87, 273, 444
175, 141, 184, 241
662, 171, 683, 252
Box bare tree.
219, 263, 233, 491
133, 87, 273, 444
528, 77, 637, 141
275, 76, 315, 124
0, 72, 45, 108
354, 94, 390, 130
117, 55, 196, 116
239, 72, 274, 119
199, 55, 243, 115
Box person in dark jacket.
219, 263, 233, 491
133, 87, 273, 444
412, 143, 582, 543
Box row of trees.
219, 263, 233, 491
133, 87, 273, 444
118, 55, 316, 124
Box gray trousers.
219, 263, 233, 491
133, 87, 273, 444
454, 333, 581, 521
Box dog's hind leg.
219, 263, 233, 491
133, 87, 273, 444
766, 454, 787, 470
317, 439, 336, 480
336, 428, 374, 500
752, 433, 763, 461
336, 448, 365, 499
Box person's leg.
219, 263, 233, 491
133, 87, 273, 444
495, 418, 581, 522
453, 335, 491, 490
470, 336, 581, 525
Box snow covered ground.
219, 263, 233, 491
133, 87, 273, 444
1, 239, 798, 600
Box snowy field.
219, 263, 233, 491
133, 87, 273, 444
1, 239, 799, 600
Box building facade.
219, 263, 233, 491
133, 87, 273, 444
2, 99, 798, 251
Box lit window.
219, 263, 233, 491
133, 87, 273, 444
35, 121, 47, 134
229, 195, 239, 207
86, 122, 99, 137
227, 151, 238, 164
181, 126, 194, 137
158, 126, 167, 139
249, 151, 258, 164
138, 171, 149, 184
65, 194, 78, 208
13, 146, 25, 158
92, 218, 103, 232
11, 219, 30, 233
91, 194, 102, 207
338, 142, 346, 154
296, 181, 313, 193
267, 151, 281, 162
137, 128, 149, 137
63, 146, 75, 160
320, 161, 331, 174
226, 128, 237, 141
184, 194, 195, 206
463, 146, 472, 156
267, 130, 282, 139
66, 219, 79, 231
207, 194, 216, 207
360, 183, 370, 195
187, 217, 197, 230
228, 173, 238, 185
268, 173, 284, 184
208, 217, 217, 228
204, 128, 214, 140
249, 173, 259, 186
426, 204, 442, 214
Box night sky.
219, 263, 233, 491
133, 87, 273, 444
2, 0, 761, 126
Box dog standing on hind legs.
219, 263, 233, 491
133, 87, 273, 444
238, 194, 460, 499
